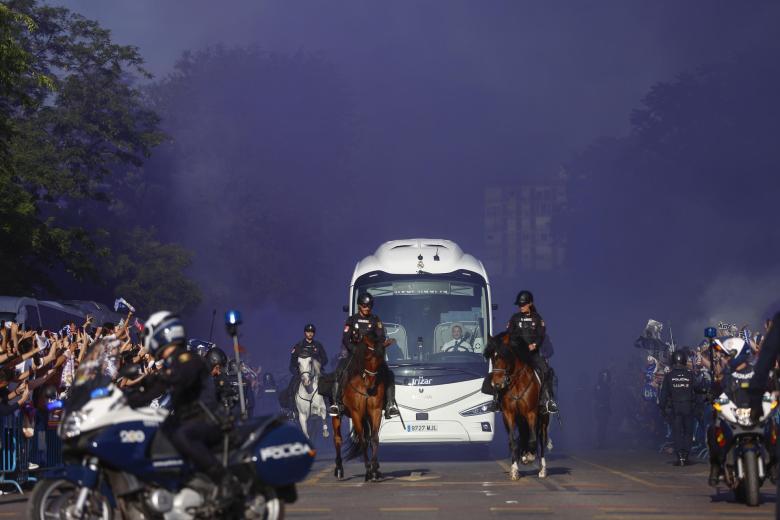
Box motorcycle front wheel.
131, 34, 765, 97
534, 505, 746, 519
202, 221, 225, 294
742, 452, 761, 507
28, 478, 113, 520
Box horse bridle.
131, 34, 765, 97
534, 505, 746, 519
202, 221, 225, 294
491, 365, 513, 389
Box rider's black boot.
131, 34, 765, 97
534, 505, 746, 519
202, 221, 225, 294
329, 380, 342, 416
491, 392, 501, 412
539, 377, 558, 414
708, 463, 720, 486
385, 384, 399, 419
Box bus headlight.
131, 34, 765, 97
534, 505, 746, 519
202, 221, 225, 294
460, 401, 493, 417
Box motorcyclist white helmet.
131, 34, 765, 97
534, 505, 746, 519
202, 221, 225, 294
142, 311, 186, 358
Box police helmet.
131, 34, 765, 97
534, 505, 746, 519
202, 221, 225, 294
357, 292, 374, 309
514, 290, 534, 306
142, 311, 186, 359
304, 323, 316, 333
205, 347, 228, 369
671, 350, 688, 367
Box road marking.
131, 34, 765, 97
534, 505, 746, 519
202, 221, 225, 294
286, 507, 332, 513
490, 506, 553, 513
600, 507, 661, 513
571, 455, 662, 488
379, 506, 439, 512
302, 465, 331, 485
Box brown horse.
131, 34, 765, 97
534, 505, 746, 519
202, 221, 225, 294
332, 333, 387, 482
487, 332, 550, 479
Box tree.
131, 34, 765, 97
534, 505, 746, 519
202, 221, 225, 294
564, 42, 780, 319
140, 46, 356, 309
0, 0, 201, 309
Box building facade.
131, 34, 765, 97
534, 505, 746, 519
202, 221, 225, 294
484, 170, 568, 275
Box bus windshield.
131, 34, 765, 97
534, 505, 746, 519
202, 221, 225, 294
353, 271, 489, 367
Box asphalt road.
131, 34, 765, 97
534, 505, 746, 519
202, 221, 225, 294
2, 449, 776, 519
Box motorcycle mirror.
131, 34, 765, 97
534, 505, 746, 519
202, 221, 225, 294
704, 327, 717, 339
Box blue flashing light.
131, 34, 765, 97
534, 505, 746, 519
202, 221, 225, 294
704, 327, 717, 339
47, 400, 64, 411
225, 310, 242, 326
90, 387, 111, 399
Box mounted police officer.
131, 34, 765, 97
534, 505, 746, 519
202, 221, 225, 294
329, 293, 399, 419
131, 311, 237, 504
659, 350, 697, 466
282, 324, 328, 415
507, 290, 558, 414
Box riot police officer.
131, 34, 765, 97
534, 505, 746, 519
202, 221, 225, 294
133, 312, 236, 502
507, 290, 559, 414
658, 350, 697, 466
329, 293, 399, 419
282, 324, 328, 415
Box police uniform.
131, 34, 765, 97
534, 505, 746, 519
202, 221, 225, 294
283, 339, 328, 409
748, 311, 780, 500
129, 345, 224, 480
332, 312, 397, 417
217, 368, 254, 418
507, 309, 557, 411
659, 363, 696, 464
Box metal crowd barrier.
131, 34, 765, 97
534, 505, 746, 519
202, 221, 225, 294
0, 411, 63, 494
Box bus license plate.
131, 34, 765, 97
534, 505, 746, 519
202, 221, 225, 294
406, 424, 438, 432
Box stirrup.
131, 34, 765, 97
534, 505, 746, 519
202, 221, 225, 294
328, 404, 342, 417
385, 405, 399, 419
542, 400, 559, 415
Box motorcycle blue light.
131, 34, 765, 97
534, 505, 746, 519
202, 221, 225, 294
47, 400, 64, 411
90, 387, 111, 399
225, 310, 242, 326
704, 327, 717, 339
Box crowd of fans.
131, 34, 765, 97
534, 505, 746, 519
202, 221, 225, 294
0, 309, 270, 477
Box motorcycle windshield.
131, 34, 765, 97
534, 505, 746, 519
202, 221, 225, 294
65, 338, 120, 412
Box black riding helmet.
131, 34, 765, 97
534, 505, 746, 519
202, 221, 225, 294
514, 290, 534, 306
357, 292, 374, 309
671, 350, 688, 367
205, 347, 228, 370
304, 323, 316, 333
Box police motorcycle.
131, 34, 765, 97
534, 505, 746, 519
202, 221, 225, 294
707, 327, 778, 507
29, 335, 314, 518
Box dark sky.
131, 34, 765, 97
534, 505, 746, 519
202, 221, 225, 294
56, 1, 780, 439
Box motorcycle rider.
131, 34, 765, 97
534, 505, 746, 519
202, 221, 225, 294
282, 324, 328, 416
659, 350, 698, 466
205, 346, 239, 416
507, 290, 558, 414
747, 313, 780, 498
329, 293, 399, 419
131, 312, 237, 504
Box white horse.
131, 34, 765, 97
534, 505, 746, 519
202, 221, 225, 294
295, 356, 329, 440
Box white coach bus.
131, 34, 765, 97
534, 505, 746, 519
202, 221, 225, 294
347, 239, 496, 443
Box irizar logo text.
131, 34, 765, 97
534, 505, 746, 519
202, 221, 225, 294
411, 377, 432, 385
260, 442, 312, 462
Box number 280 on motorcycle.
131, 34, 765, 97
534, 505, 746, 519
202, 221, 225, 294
120, 430, 146, 443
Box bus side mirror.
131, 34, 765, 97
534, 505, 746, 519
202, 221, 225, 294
342, 305, 349, 313
491, 304, 498, 311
